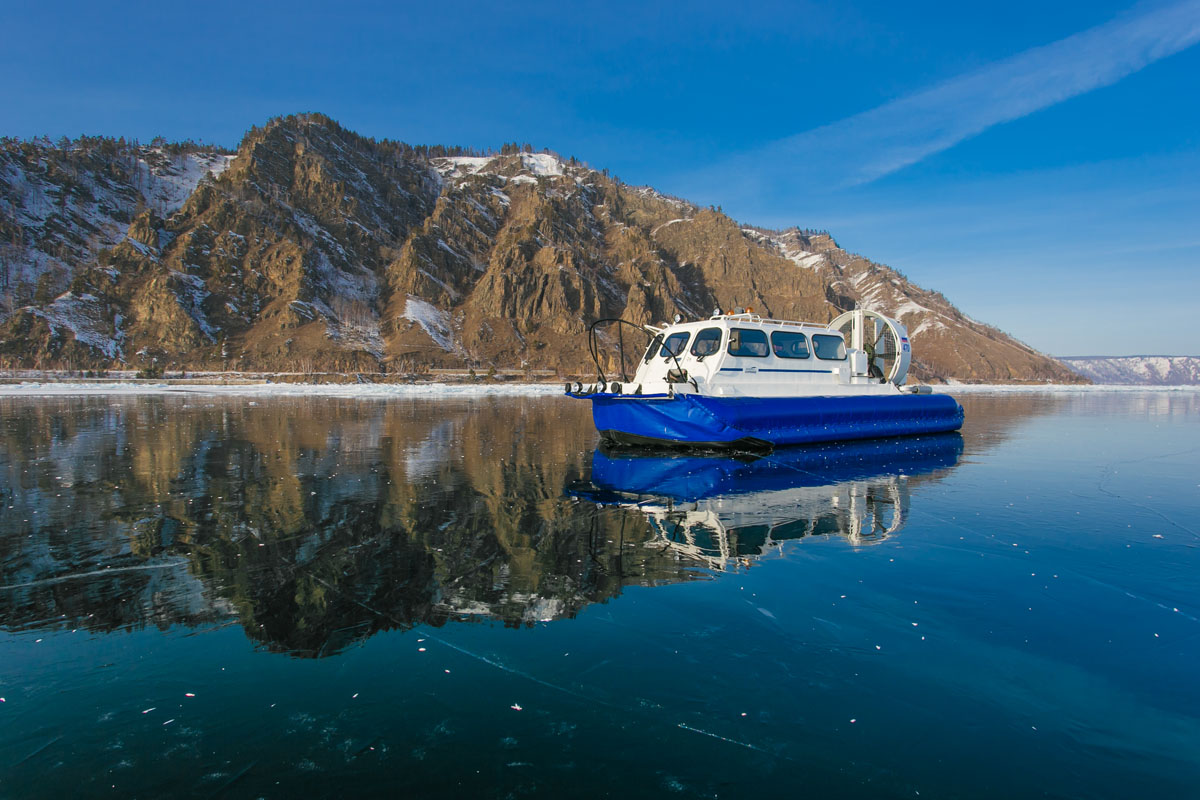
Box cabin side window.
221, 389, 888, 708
690, 327, 723, 357
727, 328, 769, 358
770, 331, 810, 359
643, 334, 664, 364
659, 332, 691, 358
812, 334, 847, 360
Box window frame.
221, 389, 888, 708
770, 331, 811, 360
690, 327, 723, 358
643, 334, 664, 364
726, 327, 770, 358
659, 331, 691, 359
812, 333, 848, 361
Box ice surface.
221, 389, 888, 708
1, 392, 1199, 799
0, 381, 566, 397
0, 382, 1195, 398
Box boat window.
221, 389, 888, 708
659, 331, 691, 358
770, 331, 810, 359
727, 328, 769, 358
690, 327, 722, 357
643, 334, 664, 363
813, 334, 847, 360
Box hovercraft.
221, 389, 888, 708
565, 308, 964, 453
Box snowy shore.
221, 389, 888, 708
0, 381, 1197, 397
0, 381, 569, 397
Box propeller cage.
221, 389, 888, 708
830, 310, 912, 385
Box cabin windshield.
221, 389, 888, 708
691, 327, 722, 357
642, 334, 664, 363
659, 331, 690, 358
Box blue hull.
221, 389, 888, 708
581, 392, 964, 449
581, 433, 964, 503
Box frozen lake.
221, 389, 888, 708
1, 391, 1198, 797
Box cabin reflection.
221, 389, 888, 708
644, 478, 908, 570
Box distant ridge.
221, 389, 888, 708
0, 113, 1084, 383
1059, 356, 1200, 385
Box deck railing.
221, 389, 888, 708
714, 313, 834, 331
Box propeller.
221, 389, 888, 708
829, 310, 911, 384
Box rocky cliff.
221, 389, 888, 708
0, 114, 1083, 383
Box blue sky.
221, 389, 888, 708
3, 0, 1197, 355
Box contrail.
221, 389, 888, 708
722, 0, 1200, 190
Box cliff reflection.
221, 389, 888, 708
1, 396, 963, 657
1, 396, 710, 656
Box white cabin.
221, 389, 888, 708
619, 310, 912, 398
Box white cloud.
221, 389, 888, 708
733, 0, 1200, 188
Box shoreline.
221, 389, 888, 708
0, 381, 1196, 397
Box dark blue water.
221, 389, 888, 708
1, 391, 1197, 798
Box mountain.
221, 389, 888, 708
1059, 356, 1200, 385
0, 113, 1083, 383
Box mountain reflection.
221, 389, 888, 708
1, 396, 961, 657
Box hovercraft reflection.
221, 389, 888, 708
571, 434, 963, 570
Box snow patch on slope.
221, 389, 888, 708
633, 186, 691, 210
403, 296, 455, 351
432, 156, 497, 177
0, 143, 234, 314
139, 151, 235, 214
168, 272, 216, 341
520, 153, 563, 177
749, 229, 826, 271
652, 218, 692, 236
30, 293, 122, 359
